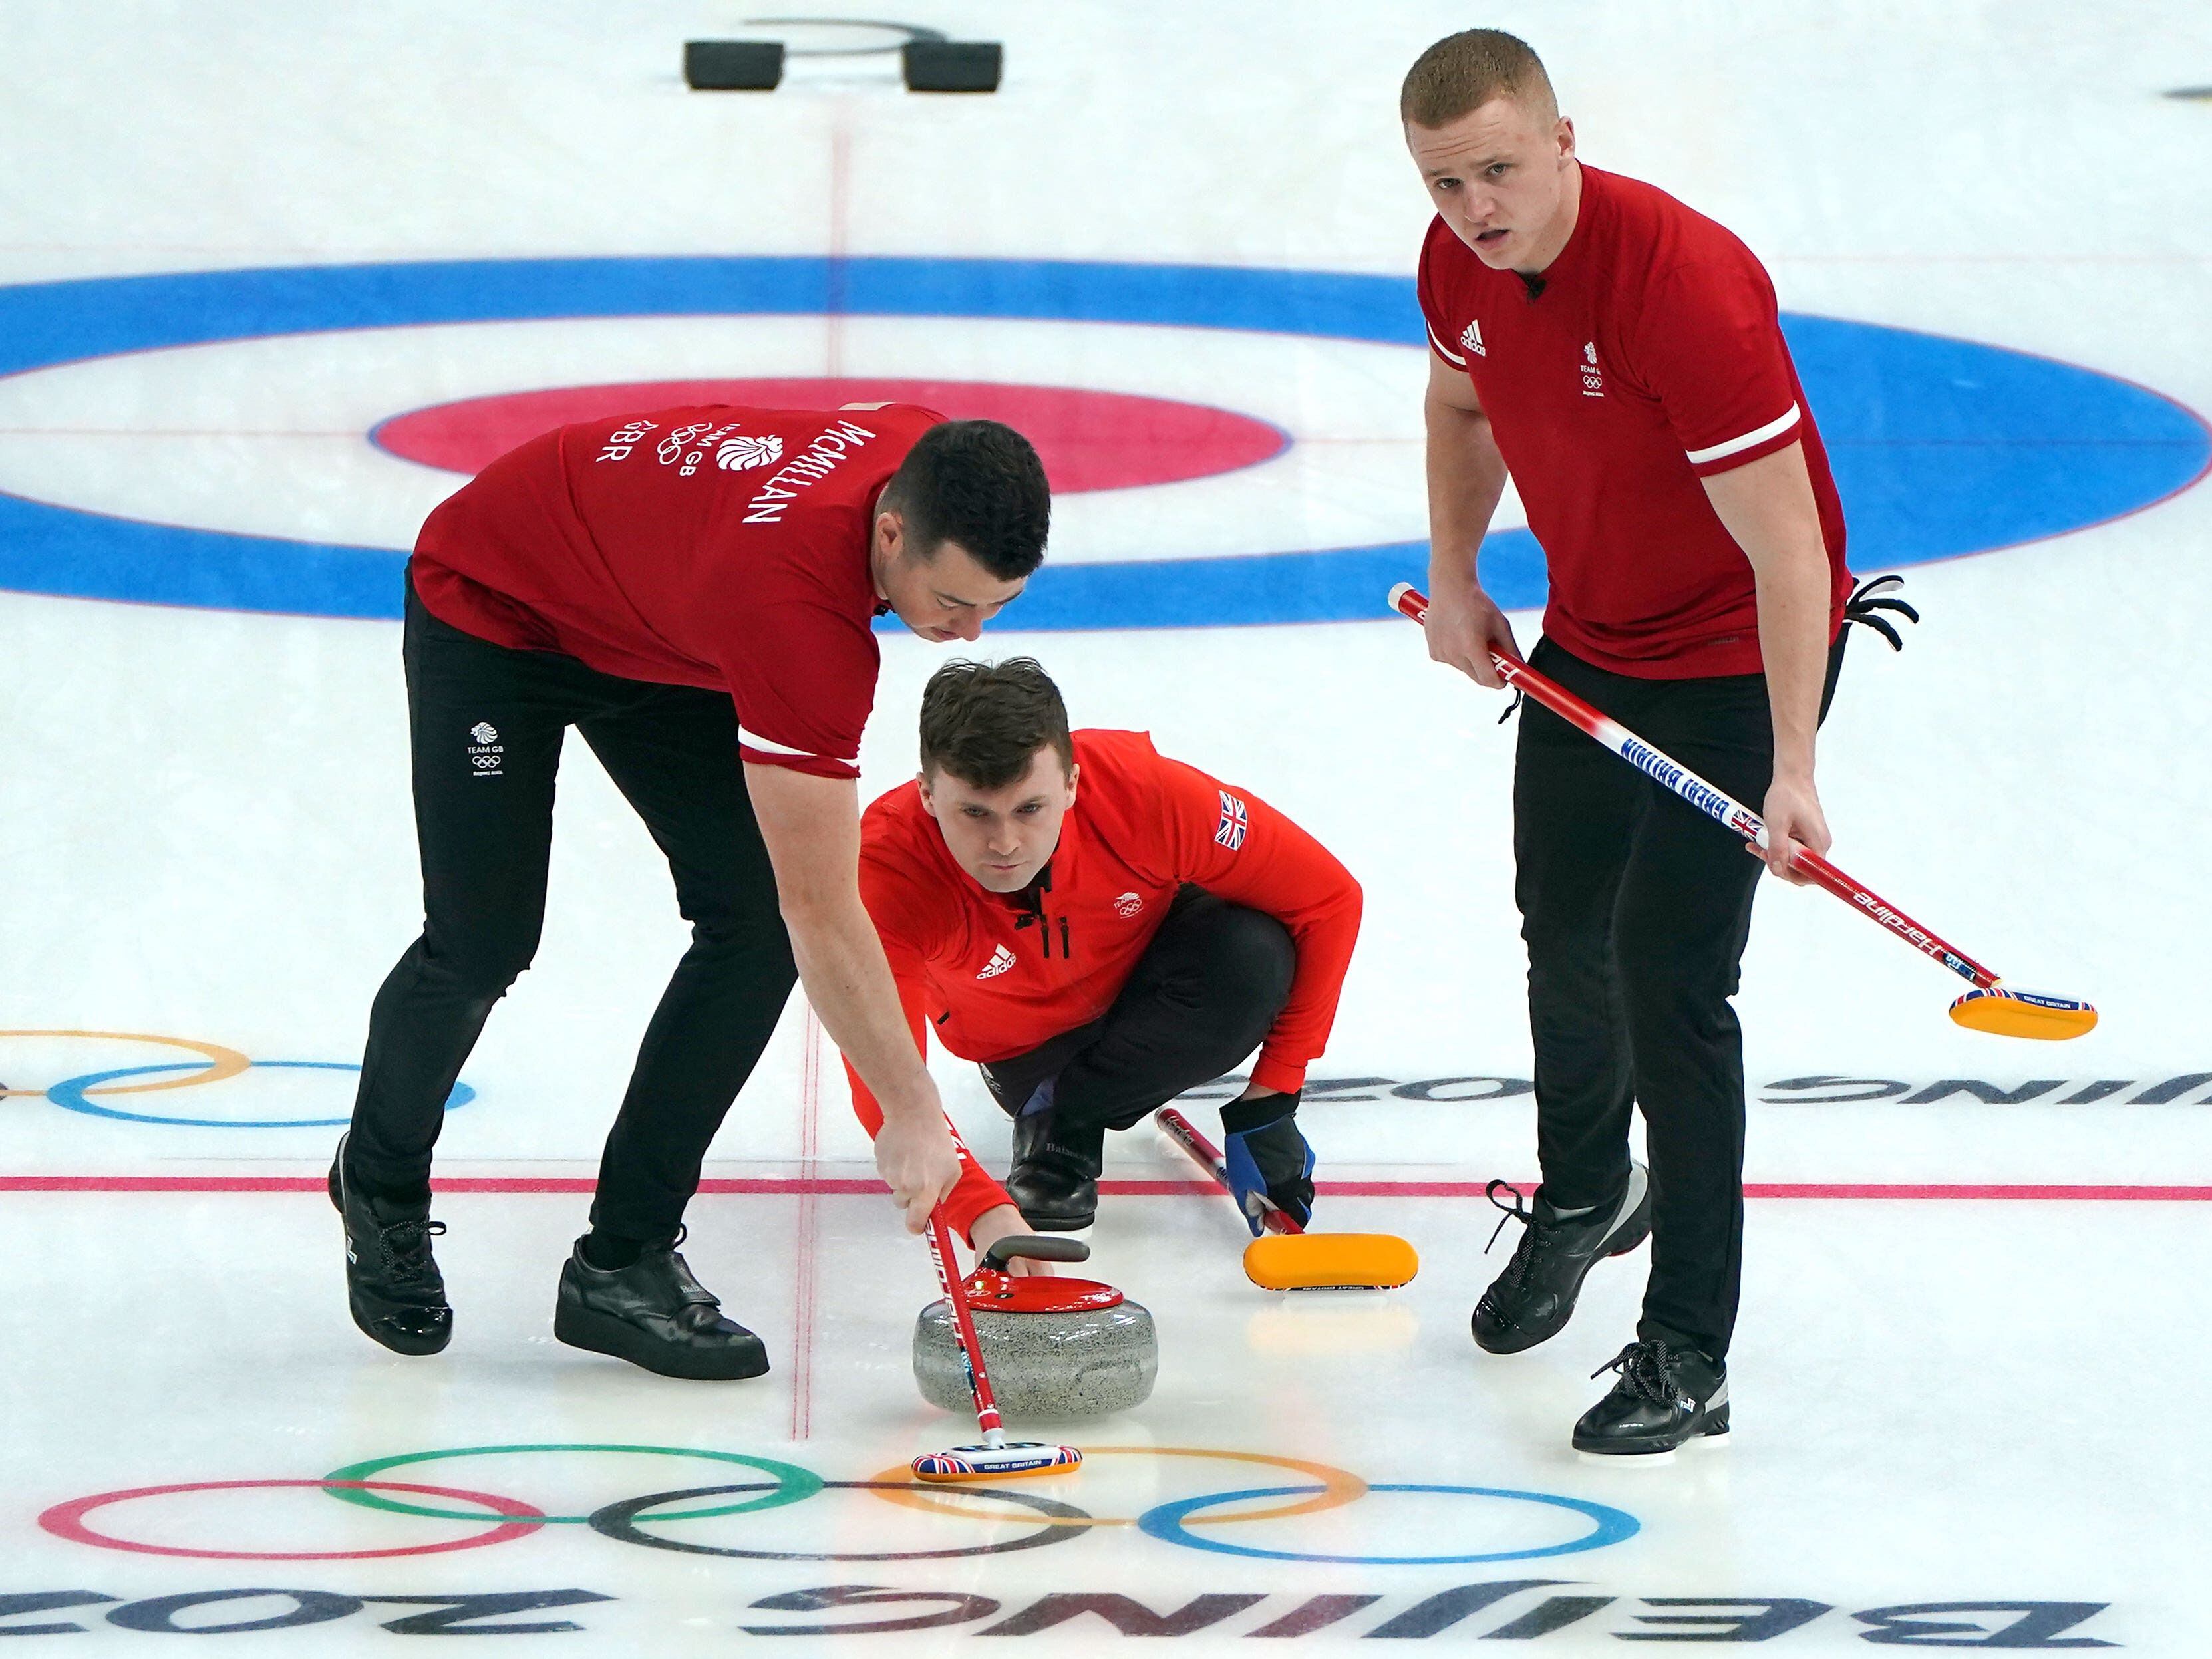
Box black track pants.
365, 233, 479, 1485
347, 577, 797, 1239
978, 887, 1297, 1135
1513, 633, 1845, 1361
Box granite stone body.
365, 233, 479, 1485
913, 1296, 1158, 1417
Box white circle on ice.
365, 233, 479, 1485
0, 315, 1526, 565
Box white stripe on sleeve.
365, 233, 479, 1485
737, 725, 822, 760
1427, 325, 1467, 367
1685, 403, 1801, 466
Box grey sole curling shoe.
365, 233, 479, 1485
1572, 1340, 1730, 1455
1472, 1162, 1652, 1355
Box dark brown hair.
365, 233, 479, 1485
879, 420, 1051, 581
1400, 29, 1556, 128
918, 657, 1074, 790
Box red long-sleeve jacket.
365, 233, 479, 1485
846, 729, 1363, 1240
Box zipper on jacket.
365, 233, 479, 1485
1015, 897, 1050, 958
1011, 873, 1068, 960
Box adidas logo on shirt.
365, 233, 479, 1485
976, 945, 1017, 980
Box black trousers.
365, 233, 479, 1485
1515, 633, 1845, 1361
347, 577, 796, 1240
978, 887, 1296, 1139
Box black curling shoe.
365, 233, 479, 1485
1471, 1162, 1651, 1354
328, 1133, 452, 1356
1005, 1108, 1101, 1231
1572, 1338, 1730, 1455
553, 1232, 769, 1382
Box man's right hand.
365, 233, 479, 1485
874, 1109, 963, 1233
968, 1204, 1058, 1277
1422, 577, 1523, 690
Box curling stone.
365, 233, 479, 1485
913, 1237, 1156, 1418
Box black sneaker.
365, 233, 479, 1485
328, 1132, 452, 1356
1471, 1163, 1651, 1354
1006, 1102, 1102, 1232
553, 1230, 769, 1382
1572, 1338, 1730, 1455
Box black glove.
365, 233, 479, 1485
1842, 573, 1919, 651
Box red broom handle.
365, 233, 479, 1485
1156, 1107, 1306, 1237
925, 1210, 1003, 1440
1389, 584, 1999, 990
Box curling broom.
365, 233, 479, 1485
1389, 583, 2096, 1040
910, 1209, 1083, 1483
1156, 1107, 1419, 1290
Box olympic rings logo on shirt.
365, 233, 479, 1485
37, 1443, 1641, 1568
0, 1030, 474, 1128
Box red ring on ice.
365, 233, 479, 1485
371, 378, 1291, 494
39, 1479, 547, 1560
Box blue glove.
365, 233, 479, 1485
1221, 1095, 1313, 1238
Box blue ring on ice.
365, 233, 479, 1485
1136, 1480, 1641, 1564
45, 1059, 475, 1128
0, 256, 2203, 629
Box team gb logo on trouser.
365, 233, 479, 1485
467, 721, 503, 777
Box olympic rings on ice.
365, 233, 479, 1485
322, 1444, 819, 1525
45, 1060, 473, 1128
40, 1443, 1640, 1567
0, 1030, 249, 1099
591, 1481, 1090, 1561
1138, 1481, 1641, 1565
0, 1032, 474, 1126
864, 1445, 1364, 1528
39, 1480, 544, 1561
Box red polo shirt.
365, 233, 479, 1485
1418, 164, 1851, 678
846, 730, 1364, 1239
409, 402, 945, 778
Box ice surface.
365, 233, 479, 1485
3, 3, 2209, 1650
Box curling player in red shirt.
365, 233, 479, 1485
1402, 31, 1911, 1453
845, 658, 1363, 1261
332, 403, 1049, 1379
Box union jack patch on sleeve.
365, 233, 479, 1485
1214, 790, 1249, 851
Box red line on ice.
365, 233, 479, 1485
3, 1177, 2208, 1201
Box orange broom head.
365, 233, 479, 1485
910, 1443, 1083, 1483
1947, 986, 2098, 1041
1242, 1232, 1418, 1292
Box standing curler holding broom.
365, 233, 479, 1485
1400, 29, 1901, 1453
333, 406, 1044, 1379
844, 657, 1362, 1266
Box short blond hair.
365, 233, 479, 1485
1400, 29, 1556, 128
